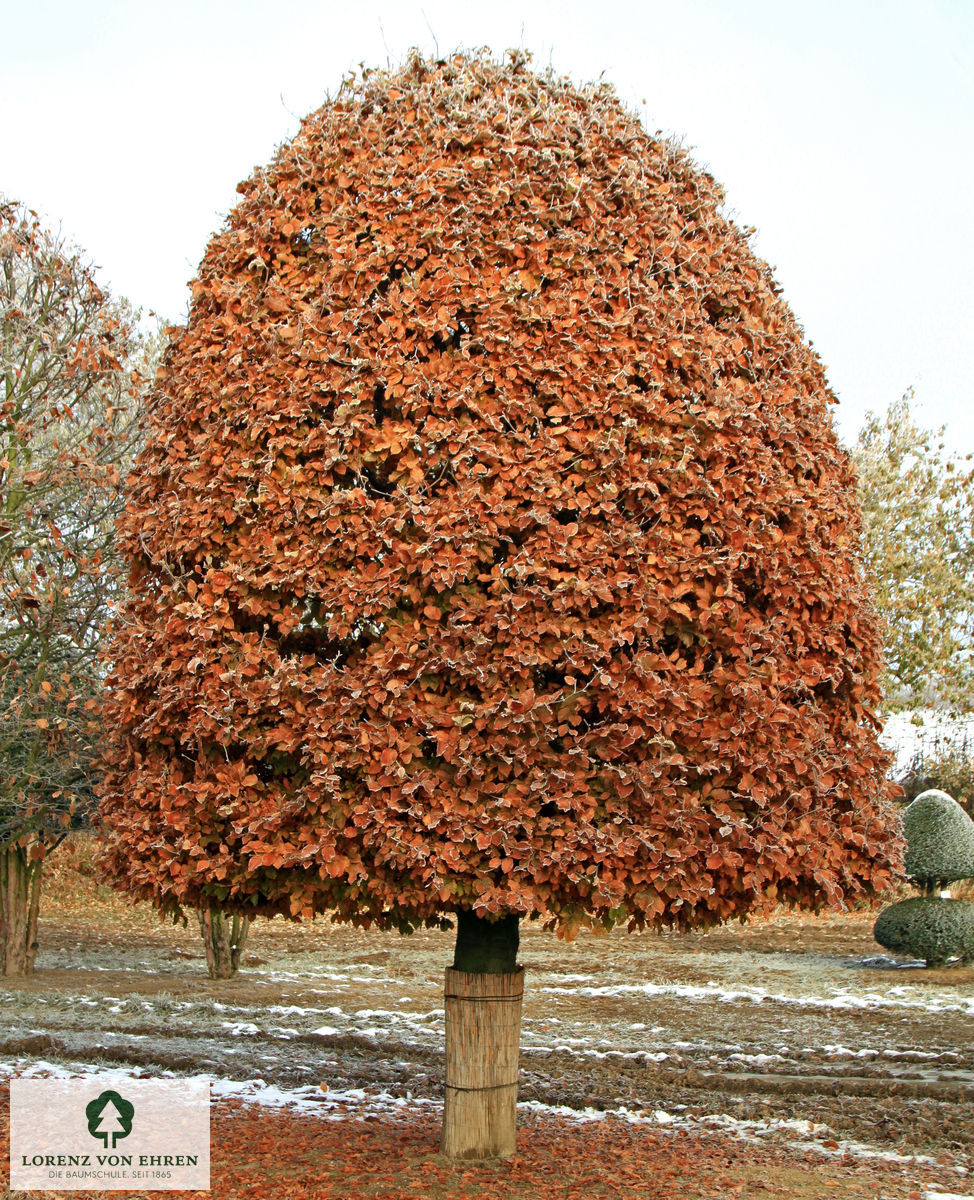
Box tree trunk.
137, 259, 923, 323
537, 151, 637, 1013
441, 912, 522, 1159
0, 845, 42, 976
198, 907, 250, 979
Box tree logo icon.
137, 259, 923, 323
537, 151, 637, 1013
85, 1090, 134, 1148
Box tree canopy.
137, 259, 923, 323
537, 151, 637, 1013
97, 52, 900, 938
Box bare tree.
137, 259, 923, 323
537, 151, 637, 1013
0, 199, 150, 974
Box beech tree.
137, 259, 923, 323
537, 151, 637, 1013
97, 53, 900, 1157
853, 393, 974, 713
1, 200, 146, 974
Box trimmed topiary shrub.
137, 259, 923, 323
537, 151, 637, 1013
903, 789, 974, 891
873, 897, 974, 968
95, 49, 903, 1155
874, 787, 974, 966
97, 49, 899, 936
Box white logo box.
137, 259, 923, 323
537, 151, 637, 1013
10, 1077, 210, 1191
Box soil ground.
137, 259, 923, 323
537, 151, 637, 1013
2, 840, 973, 1198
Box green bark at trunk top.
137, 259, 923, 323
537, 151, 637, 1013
452, 911, 520, 974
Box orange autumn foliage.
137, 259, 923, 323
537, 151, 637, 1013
97, 51, 900, 936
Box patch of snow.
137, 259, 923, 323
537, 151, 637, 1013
703, 1114, 828, 1136
537, 978, 974, 1016
221, 1022, 260, 1036
263, 969, 377, 985
882, 1049, 957, 1061
207, 1077, 440, 1120
694, 1112, 937, 1165
819, 1045, 879, 1059
523, 1045, 670, 1064
728, 1052, 783, 1066
265, 1003, 342, 1018
0, 1060, 949, 1169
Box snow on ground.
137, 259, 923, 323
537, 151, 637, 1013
4, 910, 974, 1178
537, 976, 974, 1015
0, 1056, 951, 1175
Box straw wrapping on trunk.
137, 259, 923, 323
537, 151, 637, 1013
441, 965, 524, 1158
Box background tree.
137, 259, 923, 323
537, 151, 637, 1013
97, 52, 900, 1157
0, 199, 147, 975
197, 905, 250, 979
853, 392, 974, 713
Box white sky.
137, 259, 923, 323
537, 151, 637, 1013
3, 0, 972, 452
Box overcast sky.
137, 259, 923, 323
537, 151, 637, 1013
3, 0, 971, 452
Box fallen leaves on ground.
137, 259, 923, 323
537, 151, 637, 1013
0, 1089, 954, 1199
